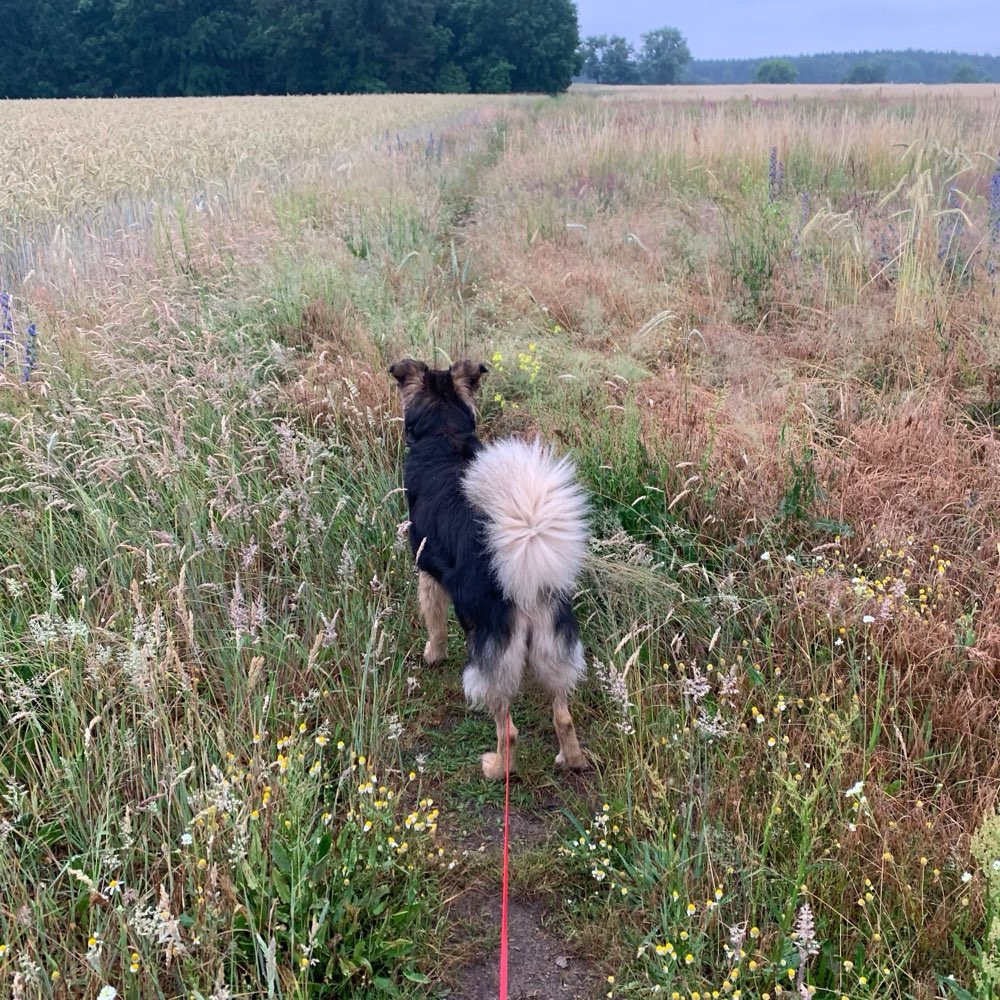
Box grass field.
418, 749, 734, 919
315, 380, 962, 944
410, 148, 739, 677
2, 83, 1000, 999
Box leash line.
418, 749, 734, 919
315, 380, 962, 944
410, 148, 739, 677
499, 712, 511, 1000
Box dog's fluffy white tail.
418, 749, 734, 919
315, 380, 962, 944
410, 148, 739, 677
462, 439, 588, 609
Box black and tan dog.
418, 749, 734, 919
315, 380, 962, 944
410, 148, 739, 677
389, 359, 590, 779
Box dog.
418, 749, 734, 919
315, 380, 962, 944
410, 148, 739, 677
389, 358, 590, 779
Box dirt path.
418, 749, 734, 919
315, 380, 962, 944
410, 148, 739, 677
449, 895, 601, 1000
439, 800, 604, 1000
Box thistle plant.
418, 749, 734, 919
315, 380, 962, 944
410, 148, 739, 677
793, 901, 820, 995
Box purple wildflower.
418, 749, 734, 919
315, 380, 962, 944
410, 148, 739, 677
768, 146, 784, 201
22, 323, 38, 382
987, 154, 1000, 280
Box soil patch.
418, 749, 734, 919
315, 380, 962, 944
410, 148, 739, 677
446, 893, 602, 1000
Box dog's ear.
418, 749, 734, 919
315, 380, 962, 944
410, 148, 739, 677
450, 360, 488, 408
389, 359, 428, 406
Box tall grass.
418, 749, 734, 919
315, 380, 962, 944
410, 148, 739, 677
3, 85, 1000, 999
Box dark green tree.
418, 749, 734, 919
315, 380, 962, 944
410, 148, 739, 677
243, 0, 336, 94
69, 0, 126, 96
844, 61, 887, 84
318, 0, 449, 92
0, 0, 75, 97
579, 34, 639, 84
109, 0, 257, 95
637, 26, 691, 84
435, 63, 471, 92
442, 0, 579, 93
951, 62, 981, 83
756, 58, 798, 83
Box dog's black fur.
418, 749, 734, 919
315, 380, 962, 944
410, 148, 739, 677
396, 362, 521, 666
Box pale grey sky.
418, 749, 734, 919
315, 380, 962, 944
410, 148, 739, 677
574, 0, 1000, 59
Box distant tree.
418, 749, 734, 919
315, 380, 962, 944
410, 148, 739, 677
844, 61, 887, 84
244, 0, 338, 95
756, 58, 798, 83
436, 63, 471, 93
637, 26, 691, 84
332, 0, 449, 93
442, 0, 580, 93
579, 34, 639, 84
579, 35, 605, 80
951, 62, 981, 83
479, 56, 514, 92
109, 0, 262, 95
0, 0, 112, 97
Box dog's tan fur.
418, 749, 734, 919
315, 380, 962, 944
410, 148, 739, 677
387, 358, 428, 407
417, 570, 449, 665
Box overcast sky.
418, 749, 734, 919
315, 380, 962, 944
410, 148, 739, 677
574, 0, 1000, 60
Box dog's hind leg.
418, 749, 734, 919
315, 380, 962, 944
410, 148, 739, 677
481, 705, 518, 780
528, 604, 589, 772
464, 624, 526, 780
418, 571, 449, 664
552, 695, 587, 771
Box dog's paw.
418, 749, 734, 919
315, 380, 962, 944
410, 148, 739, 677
423, 640, 447, 665
556, 749, 590, 772
481, 751, 512, 781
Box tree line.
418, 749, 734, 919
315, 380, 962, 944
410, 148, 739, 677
688, 49, 1000, 85
0, 0, 581, 98
576, 36, 999, 86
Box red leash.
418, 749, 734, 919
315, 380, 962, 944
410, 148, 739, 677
499, 712, 511, 1000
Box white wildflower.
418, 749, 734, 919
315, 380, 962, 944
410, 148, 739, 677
385, 713, 404, 742
593, 658, 634, 735
793, 902, 819, 959
682, 664, 711, 703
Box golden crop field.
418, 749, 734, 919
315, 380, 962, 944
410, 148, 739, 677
1, 94, 506, 227
2, 85, 1000, 1000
